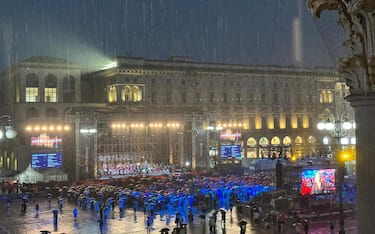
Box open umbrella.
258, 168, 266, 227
238, 220, 248, 226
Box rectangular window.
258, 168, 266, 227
285, 93, 290, 105
166, 92, 172, 104
248, 93, 254, 103
223, 93, 228, 104
261, 93, 266, 102
236, 93, 241, 103
296, 93, 302, 105
151, 91, 157, 104
195, 92, 201, 103
181, 92, 186, 104
273, 93, 278, 105
26, 87, 39, 102
44, 88, 57, 102
209, 92, 215, 102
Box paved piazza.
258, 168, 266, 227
0, 194, 357, 234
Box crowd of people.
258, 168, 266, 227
97, 162, 173, 179
0, 165, 357, 233
64, 171, 275, 233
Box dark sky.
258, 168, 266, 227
0, 0, 346, 72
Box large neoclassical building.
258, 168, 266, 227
0, 55, 353, 180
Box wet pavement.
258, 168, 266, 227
0, 195, 357, 234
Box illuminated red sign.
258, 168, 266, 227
30, 133, 62, 148
220, 130, 241, 141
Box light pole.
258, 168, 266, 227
317, 113, 355, 234
0, 115, 17, 171
0, 115, 17, 140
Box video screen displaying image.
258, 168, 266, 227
301, 169, 336, 196
220, 144, 242, 158
30, 133, 62, 149
31, 152, 62, 169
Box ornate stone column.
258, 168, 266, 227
307, 1, 375, 233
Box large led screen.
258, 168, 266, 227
220, 144, 242, 158
30, 133, 62, 149
301, 168, 336, 196
31, 152, 62, 169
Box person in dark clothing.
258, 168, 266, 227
303, 219, 309, 234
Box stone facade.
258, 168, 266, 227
0, 55, 352, 181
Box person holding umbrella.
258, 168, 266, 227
239, 220, 247, 234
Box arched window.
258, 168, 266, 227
108, 86, 117, 103
283, 136, 292, 145
247, 137, 257, 147
63, 75, 75, 102
271, 136, 281, 145
26, 73, 39, 102
121, 86, 131, 102
132, 86, 142, 102
46, 108, 58, 118
246, 137, 257, 158
295, 136, 303, 144
26, 107, 39, 119
259, 137, 269, 158
308, 136, 316, 144
320, 90, 333, 103
44, 74, 57, 102
259, 137, 269, 146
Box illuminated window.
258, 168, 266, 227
26, 73, 39, 102
26, 87, 39, 102
271, 136, 280, 145
283, 136, 292, 145
120, 85, 142, 103
259, 137, 269, 145
320, 90, 333, 103
45, 88, 57, 102
295, 136, 303, 144
45, 74, 57, 102
247, 137, 257, 147
122, 86, 131, 102
131, 86, 142, 102
108, 86, 117, 103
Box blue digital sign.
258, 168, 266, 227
31, 152, 62, 169
220, 144, 242, 158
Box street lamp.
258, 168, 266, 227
0, 115, 17, 140
317, 113, 355, 234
